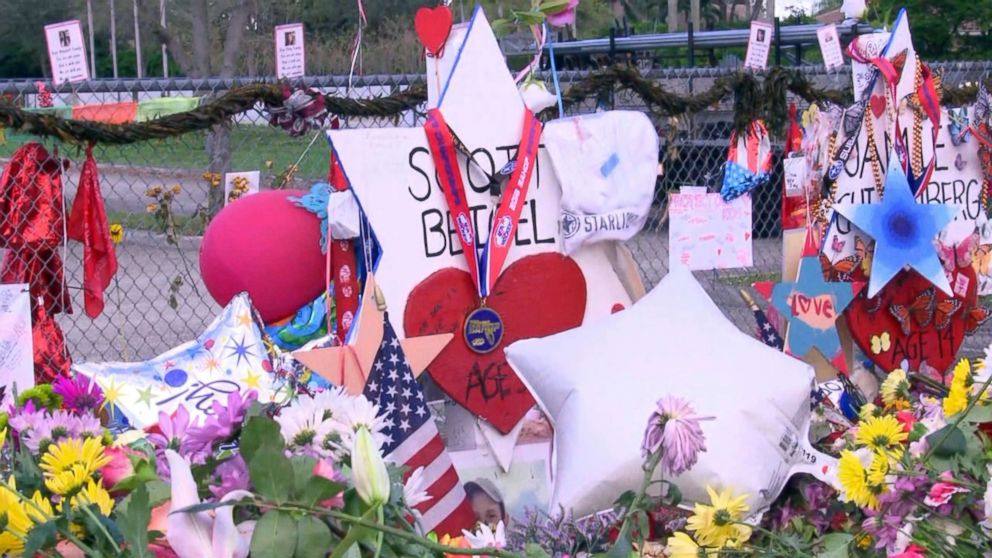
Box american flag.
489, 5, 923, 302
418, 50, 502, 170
363, 313, 476, 536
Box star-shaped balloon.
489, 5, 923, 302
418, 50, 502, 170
834, 154, 955, 298
292, 275, 453, 395
754, 231, 863, 373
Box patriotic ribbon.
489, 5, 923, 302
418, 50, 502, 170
721, 162, 770, 202
424, 108, 542, 298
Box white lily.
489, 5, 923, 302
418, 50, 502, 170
165, 450, 255, 558
519, 80, 558, 113
402, 466, 433, 509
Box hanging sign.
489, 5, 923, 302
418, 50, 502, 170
275, 23, 306, 79
817, 24, 844, 71
744, 21, 773, 70
44, 20, 89, 85
669, 188, 753, 271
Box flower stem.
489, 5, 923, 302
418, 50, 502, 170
611, 448, 663, 550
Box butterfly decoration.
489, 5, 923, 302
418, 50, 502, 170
933, 298, 964, 331
975, 83, 991, 124
973, 244, 992, 276
820, 252, 861, 282
889, 287, 935, 335
937, 232, 979, 273
870, 331, 891, 354
955, 153, 967, 171
965, 305, 992, 334
948, 107, 971, 146
855, 235, 874, 277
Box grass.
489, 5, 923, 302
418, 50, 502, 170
0, 125, 330, 179
718, 270, 781, 287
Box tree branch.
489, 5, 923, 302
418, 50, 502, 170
220, 0, 253, 78
152, 25, 193, 77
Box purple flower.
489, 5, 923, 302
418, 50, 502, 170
642, 396, 710, 476
148, 405, 202, 477
52, 375, 104, 413
208, 455, 250, 499
186, 391, 257, 453
8, 407, 100, 453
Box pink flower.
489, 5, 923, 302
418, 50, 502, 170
546, 0, 579, 27
312, 458, 345, 509
52, 375, 104, 413
890, 543, 926, 558
924, 472, 969, 507
642, 396, 711, 476
100, 446, 137, 492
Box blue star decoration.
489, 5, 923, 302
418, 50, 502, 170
834, 155, 955, 298
756, 255, 862, 373
225, 334, 255, 368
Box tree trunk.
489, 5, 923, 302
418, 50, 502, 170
189, 0, 210, 77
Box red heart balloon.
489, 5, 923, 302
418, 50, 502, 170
869, 95, 887, 119
404, 253, 587, 433
844, 267, 978, 380
414, 5, 454, 58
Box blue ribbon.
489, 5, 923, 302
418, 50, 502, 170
288, 182, 332, 253
720, 161, 770, 202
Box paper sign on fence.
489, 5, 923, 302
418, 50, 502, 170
817, 24, 844, 70
745, 21, 774, 70
44, 20, 89, 84
669, 190, 753, 271
0, 284, 34, 398
275, 23, 306, 79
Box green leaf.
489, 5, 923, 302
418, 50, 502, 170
524, 542, 552, 558
110, 459, 161, 493
240, 416, 284, 465
22, 521, 57, 556
145, 479, 170, 507
249, 446, 295, 503
511, 9, 547, 25
251, 511, 299, 558
172, 499, 241, 514
816, 532, 853, 558
927, 424, 968, 457
301, 476, 346, 509
329, 506, 380, 558
538, 0, 572, 14
666, 483, 682, 507
294, 516, 333, 558
291, 455, 318, 499
116, 484, 154, 558
962, 403, 992, 424
605, 532, 633, 558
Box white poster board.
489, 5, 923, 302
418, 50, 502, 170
44, 20, 89, 84
0, 284, 34, 400
817, 24, 844, 71
669, 189, 753, 270
745, 21, 774, 70
274, 23, 306, 79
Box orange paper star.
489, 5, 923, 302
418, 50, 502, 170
292, 274, 453, 395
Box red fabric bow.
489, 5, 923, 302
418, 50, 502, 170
67, 145, 118, 318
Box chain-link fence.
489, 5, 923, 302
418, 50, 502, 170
2, 60, 992, 374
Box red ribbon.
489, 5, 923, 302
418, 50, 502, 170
67, 145, 118, 318
328, 152, 359, 339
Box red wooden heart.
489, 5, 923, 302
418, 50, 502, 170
414, 5, 454, 58
404, 253, 587, 433
844, 268, 977, 380
869, 95, 887, 119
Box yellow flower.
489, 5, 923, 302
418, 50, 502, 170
63, 480, 114, 516
880, 369, 911, 409
0, 477, 49, 555
145, 185, 163, 198
686, 486, 752, 548
171, 184, 182, 195
40, 438, 111, 495
146, 202, 159, 214
667, 532, 713, 558
838, 450, 887, 509
858, 402, 878, 421
109, 223, 124, 244
944, 359, 973, 417
855, 415, 907, 461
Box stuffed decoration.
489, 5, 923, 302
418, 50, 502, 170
542, 111, 658, 254
506, 265, 836, 518
67, 145, 118, 318
200, 190, 327, 323
0, 142, 72, 382
720, 121, 772, 202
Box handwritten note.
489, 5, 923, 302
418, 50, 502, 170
275, 23, 306, 79
669, 190, 753, 271
44, 20, 89, 84
817, 24, 844, 71
0, 284, 33, 397
745, 21, 774, 70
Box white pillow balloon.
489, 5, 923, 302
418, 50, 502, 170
505, 265, 837, 518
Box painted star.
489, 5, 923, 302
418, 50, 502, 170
134, 385, 155, 408
834, 154, 955, 298
225, 335, 256, 368
755, 230, 863, 372
202, 356, 222, 374
242, 370, 262, 389
98, 378, 126, 415
236, 311, 253, 328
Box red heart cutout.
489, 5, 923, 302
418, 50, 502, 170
844, 268, 977, 380
414, 5, 453, 58
869, 95, 887, 119
404, 253, 587, 433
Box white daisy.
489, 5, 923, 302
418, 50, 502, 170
331, 394, 389, 452
402, 466, 432, 509
463, 521, 506, 549
276, 395, 336, 457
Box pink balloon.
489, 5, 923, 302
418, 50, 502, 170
200, 190, 325, 322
